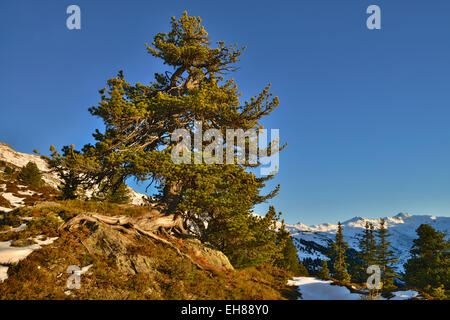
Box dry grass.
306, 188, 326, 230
0, 200, 296, 300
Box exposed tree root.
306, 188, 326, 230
59, 211, 206, 271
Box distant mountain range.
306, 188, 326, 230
286, 213, 450, 272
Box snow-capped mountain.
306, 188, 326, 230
286, 213, 450, 272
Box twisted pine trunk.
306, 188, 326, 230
58, 210, 208, 271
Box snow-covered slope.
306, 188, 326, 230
0, 142, 60, 189
0, 142, 150, 206
287, 213, 450, 272
288, 277, 419, 300
288, 277, 361, 300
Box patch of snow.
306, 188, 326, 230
0, 223, 27, 234
0, 242, 35, 264
0, 206, 12, 213
79, 264, 93, 275
0, 236, 58, 264
390, 290, 419, 300
34, 236, 59, 246
2, 193, 25, 207
0, 235, 58, 282
0, 265, 8, 282
18, 190, 35, 196
288, 277, 362, 300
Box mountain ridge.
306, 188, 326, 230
286, 212, 450, 272
0, 142, 149, 207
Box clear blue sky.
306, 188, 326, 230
1, 0, 450, 225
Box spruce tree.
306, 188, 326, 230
317, 259, 330, 279
17, 162, 44, 187
329, 222, 351, 282
59, 170, 81, 200
105, 181, 131, 204
93, 176, 131, 204
355, 222, 377, 283
209, 206, 281, 268
274, 220, 307, 275
404, 224, 450, 298
375, 218, 399, 292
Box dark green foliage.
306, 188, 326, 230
274, 220, 307, 276
59, 171, 81, 200
317, 259, 330, 279
328, 222, 351, 282
3, 166, 16, 177
17, 162, 43, 187
208, 206, 281, 269
404, 224, 450, 298
92, 176, 131, 204
375, 219, 399, 292
51, 145, 83, 200
353, 222, 377, 283
0, 211, 22, 228
105, 181, 130, 204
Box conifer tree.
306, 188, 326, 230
105, 181, 131, 204
17, 162, 44, 187
93, 176, 131, 204
404, 224, 450, 298
355, 222, 377, 283
317, 259, 330, 279
59, 171, 81, 200
274, 220, 307, 275
46, 12, 284, 261
329, 222, 351, 282
375, 218, 399, 292
208, 206, 282, 268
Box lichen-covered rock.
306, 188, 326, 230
83, 224, 155, 275
184, 238, 234, 271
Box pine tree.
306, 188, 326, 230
274, 220, 307, 275
59, 170, 81, 200
209, 206, 282, 268
17, 162, 44, 187
46, 12, 285, 268
317, 259, 330, 279
355, 222, 377, 283
329, 222, 351, 282
404, 224, 450, 298
375, 218, 399, 292
105, 181, 131, 204
93, 176, 131, 204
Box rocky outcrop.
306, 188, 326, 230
184, 238, 234, 271
81, 222, 233, 276
83, 224, 158, 275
